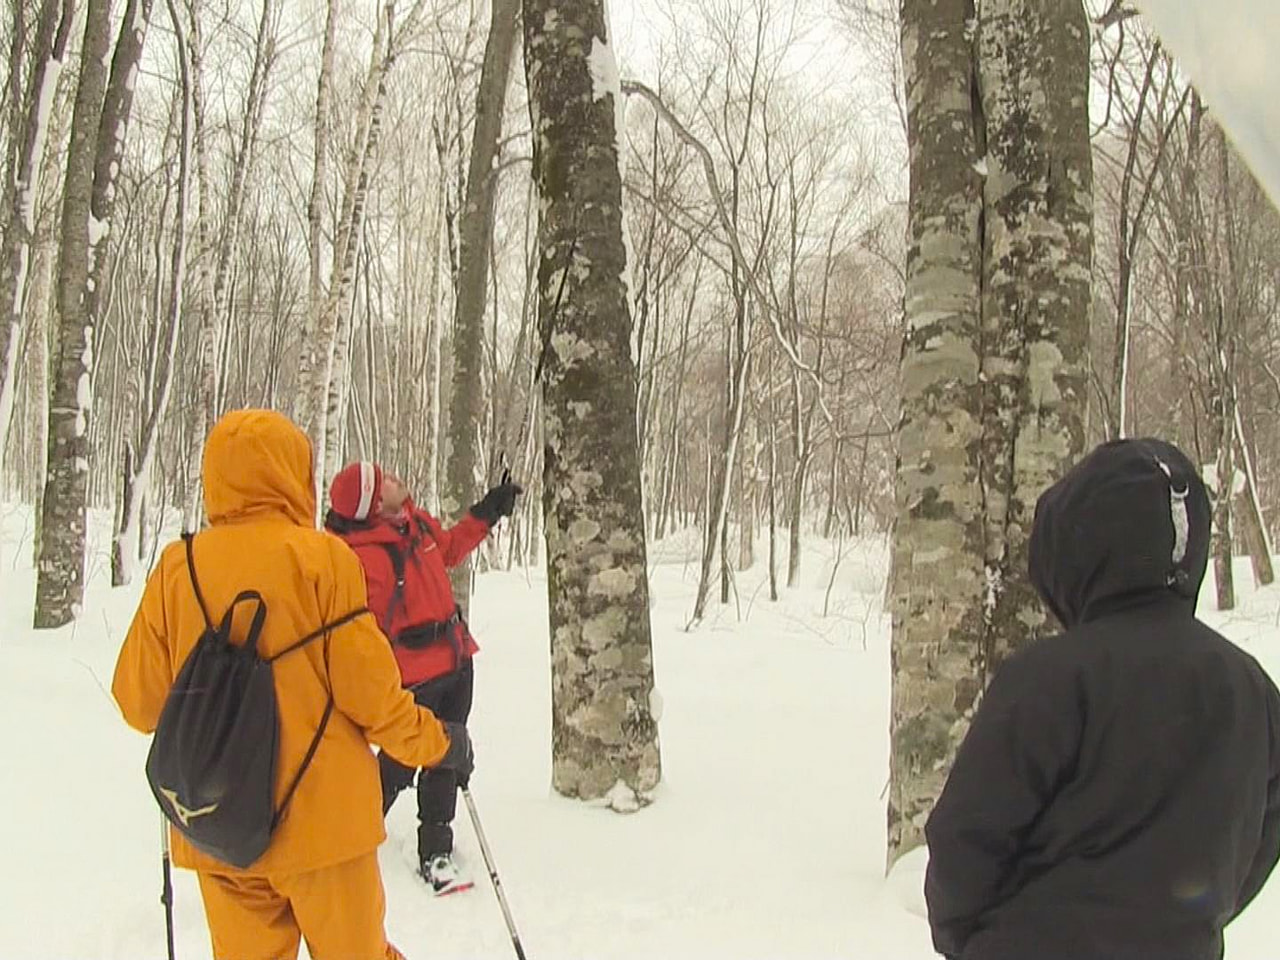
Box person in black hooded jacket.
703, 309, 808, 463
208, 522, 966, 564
924, 438, 1280, 960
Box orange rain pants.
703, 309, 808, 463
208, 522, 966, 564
196, 851, 406, 960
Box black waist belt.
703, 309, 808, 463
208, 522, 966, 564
394, 611, 461, 650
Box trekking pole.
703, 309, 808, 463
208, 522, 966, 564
160, 817, 176, 960
461, 787, 528, 960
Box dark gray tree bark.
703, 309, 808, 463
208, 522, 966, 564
889, 0, 1092, 865
444, 0, 521, 615
976, 0, 1092, 668
889, 0, 987, 866
524, 0, 661, 809
35, 0, 154, 628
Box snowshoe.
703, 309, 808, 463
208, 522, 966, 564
420, 853, 474, 897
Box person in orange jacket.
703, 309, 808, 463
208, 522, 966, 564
324, 460, 521, 894
113, 409, 471, 960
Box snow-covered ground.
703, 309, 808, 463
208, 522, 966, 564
0, 501, 1277, 959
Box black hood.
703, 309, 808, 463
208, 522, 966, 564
1029, 438, 1212, 628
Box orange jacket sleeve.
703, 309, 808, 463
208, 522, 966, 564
112, 559, 175, 735
324, 539, 452, 768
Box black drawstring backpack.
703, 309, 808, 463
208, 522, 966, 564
145, 533, 367, 869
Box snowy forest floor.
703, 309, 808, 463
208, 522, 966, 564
1, 502, 1278, 959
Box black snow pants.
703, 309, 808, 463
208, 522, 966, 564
378, 658, 475, 863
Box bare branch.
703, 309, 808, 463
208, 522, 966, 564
1095, 0, 1140, 29
620, 78, 836, 425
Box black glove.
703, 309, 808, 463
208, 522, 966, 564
470, 469, 523, 525
439, 721, 474, 786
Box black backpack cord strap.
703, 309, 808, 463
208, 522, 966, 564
182, 533, 215, 632
266, 607, 366, 828
266, 607, 369, 663
272, 635, 335, 829
377, 542, 408, 640
378, 519, 435, 641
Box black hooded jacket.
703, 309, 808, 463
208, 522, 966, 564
924, 439, 1280, 960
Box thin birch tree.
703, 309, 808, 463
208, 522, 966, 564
0, 0, 74, 474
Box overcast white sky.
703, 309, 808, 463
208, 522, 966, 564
1137, 0, 1280, 206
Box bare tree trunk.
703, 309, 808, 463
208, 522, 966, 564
182, 0, 212, 529
35, 0, 154, 628
889, 0, 1090, 867
524, 0, 661, 809
0, 0, 74, 474
29, 76, 69, 558
657, 269, 696, 542
976, 0, 1092, 668
423, 180, 445, 510
3, 0, 26, 165
767, 351, 779, 602
787, 368, 808, 588
294, 0, 339, 430
27, 228, 53, 556
1212, 385, 1237, 611
888, 0, 986, 865
304, 5, 392, 477
184, 0, 275, 529
112, 0, 191, 587
322, 63, 392, 484
692, 339, 751, 622
1233, 399, 1274, 586
445, 0, 521, 615
1212, 130, 1240, 612
739, 409, 756, 570
1169, 93, 1205, 453
1108, 44, 1158, 440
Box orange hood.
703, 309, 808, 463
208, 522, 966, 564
202, 409, 316, 527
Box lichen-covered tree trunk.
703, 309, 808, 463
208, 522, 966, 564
888, 0, 986, 865
523, 0, 661, 810
35, 0, 153, 628
445, 0, 521, 615
888, 0, 1091, 866
976, 0, 1092, 668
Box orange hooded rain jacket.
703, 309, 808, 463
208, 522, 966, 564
113, 409, 453, 876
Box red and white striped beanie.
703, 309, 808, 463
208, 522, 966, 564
329, 461, 383, 522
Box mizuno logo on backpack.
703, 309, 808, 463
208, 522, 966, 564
159, 789, 218, 826
144, 533, 368, 869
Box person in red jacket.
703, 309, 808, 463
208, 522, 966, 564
325, 460, 521, 894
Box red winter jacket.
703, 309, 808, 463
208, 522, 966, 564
332, 500, 490, 687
